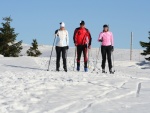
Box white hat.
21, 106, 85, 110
60, 22, 65, 27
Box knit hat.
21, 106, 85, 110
80, 20, 85, 25
60, 22, 65, 27
103, 24, 109, 28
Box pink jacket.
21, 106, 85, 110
98, 31, 114, 46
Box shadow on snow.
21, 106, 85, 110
136, 61, 150, 69
4, 64, 46, 71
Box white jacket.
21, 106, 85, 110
55, 29, 69, 47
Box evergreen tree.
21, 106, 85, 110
140, 31, 150, 61
0, 17, 22, 57
27, 39, 42, 57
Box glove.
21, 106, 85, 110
66, 46, 69, 50
98, 39, 103, 42
88, 45, 91, 49
74, 43, 77, 46
111, 46, 114, 52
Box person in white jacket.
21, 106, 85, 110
55, 22, 69, 72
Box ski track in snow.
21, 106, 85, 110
0, 47, 150, 113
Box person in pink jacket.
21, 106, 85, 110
98, 25, 114, 74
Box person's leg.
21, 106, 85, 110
56, 46, 61, 71
62, 47, 67, 71
77, 45, 82, 71
106, 46, 112, 72
83, 45, 88, 69
101, 46, 107, 71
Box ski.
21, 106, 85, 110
110, 70, 115, 74
91, 67, 116, 74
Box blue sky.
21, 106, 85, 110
0, 0, 150, 49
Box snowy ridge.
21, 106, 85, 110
0, 45, 150, 113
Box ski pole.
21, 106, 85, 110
88, 46, 90, 68
47, 35, 57, 71
73, 47, 77, 71
112, 51, 115, 72
86, 37, 90, 68
93, 43, 101, 71
65, 35, 68, 70
66, 49, 68, 70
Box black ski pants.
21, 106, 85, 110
101, 45, 112, 70
77, 45, 88, 68
56, 46, 67, 69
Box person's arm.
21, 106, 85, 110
111, 32, 114, 51
87, 29, 92, 49
67, 31, 69, 46
66, 31, 69, 49
88, 30, 92, 46
98, 32, 103, 42
55, 29, 59, 35
73, 28, 78, 46
54, 30, 59, 46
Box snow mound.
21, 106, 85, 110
0, 54, 4, 57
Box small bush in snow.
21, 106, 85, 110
27, 39, 42, 57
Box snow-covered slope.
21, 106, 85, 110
0, 45, 150, 113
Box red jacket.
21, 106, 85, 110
73, 27, 92, 46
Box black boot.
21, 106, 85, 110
102, 69, 106, 73
64, 69, 67, 72
64, 67, 67, 72
63, 57, 67, 72
109, 69, 114, 74
56, 68, 59, 72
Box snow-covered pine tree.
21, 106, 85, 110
27, 39, 42, 57
140, 31, 150, 61
0, 17, 22, 57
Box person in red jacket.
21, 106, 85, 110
73, 20, 92, 72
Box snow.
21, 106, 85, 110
0, 54, 4, 57
0, 45, 150, 113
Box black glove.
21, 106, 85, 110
99, 39, 103, 42
111, 46, 114, 52
66, 46, 69, 50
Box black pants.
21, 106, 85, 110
101, 46, 112, 70
56, 46, 67, 69
77, 45, 88, 68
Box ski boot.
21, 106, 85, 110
84, 68, 88, 72
110, 69, 114, 74
64, 68, 67, 72
56, 68, 59, 72
102, 69, 107, 73
77, 66, 80, 71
